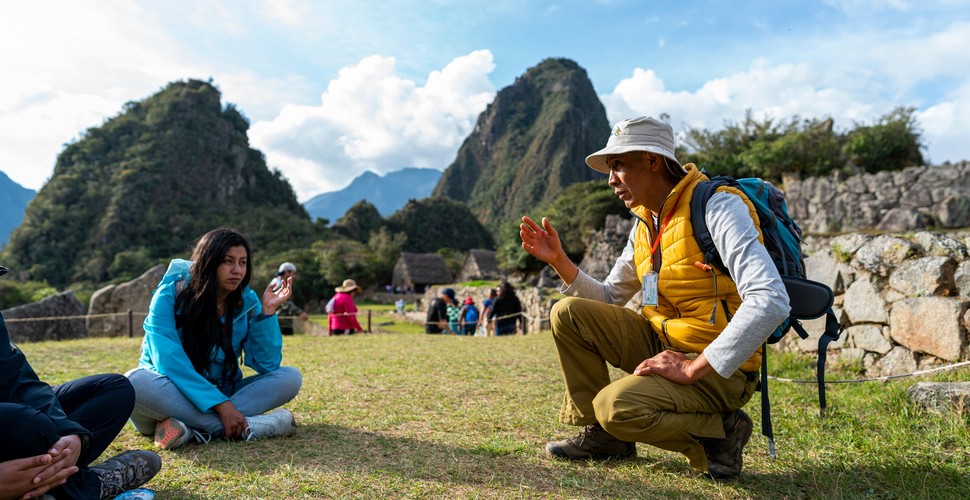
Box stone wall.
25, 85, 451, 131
784, 163, 970, 234
791, 230, 970, 375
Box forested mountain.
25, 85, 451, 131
304, 167, 441, 223
0, 171, 35, 249
2, 80, 318, 288
384, 197, 494, 253
432, 58, 609, 230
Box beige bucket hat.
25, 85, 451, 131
335, 279, 362, 293
585, 116, 683, 174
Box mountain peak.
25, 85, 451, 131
303, 167, 442, 223
432, 58, 609, 230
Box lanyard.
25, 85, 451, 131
649, 189, 686, 261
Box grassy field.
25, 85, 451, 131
19, 311, 970, 499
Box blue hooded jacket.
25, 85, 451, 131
138, 259, 282, 412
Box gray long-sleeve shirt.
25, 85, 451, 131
561, 192, 791, 377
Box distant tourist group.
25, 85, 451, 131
423, 281, 524, 336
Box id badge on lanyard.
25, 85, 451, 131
641, 270, 658, 306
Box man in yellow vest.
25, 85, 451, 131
519, 116, 790, 480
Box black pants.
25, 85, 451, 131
0, 374, 135, 499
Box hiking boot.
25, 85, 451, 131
153, 417, 195, 450
545, 423, 637, 460
244, 408, 296, 441
90, 450, 162, 500
700, 409, 753, 481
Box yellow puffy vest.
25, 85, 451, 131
631, 164, 764, 372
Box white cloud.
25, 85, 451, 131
0, 1, 199, 189
249, 50, 496, 201
602, 59, 875, 135
917, 81, 970, 164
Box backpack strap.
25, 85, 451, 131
816, 308, 844, 415
689, 179, 730, 277
759, 341, 777, 458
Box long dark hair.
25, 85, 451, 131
175, 228, 252, 379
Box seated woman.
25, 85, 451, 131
126, 228, 303, 450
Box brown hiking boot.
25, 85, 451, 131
699, 409, 753, 480
545, 423, 637, 460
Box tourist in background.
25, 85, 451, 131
126, 228, 302, 451
458, 297, 480, 336
489, 281, 524, 336
329, 279, 364, 335
480, 288, 497, 336
424, 288, 456, 334
270, 262, 308, 335
446, 295, 462, 335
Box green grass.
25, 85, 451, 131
20, 331, 970, 499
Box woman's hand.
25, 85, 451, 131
261, 277, 293, 316
213, 401, 248, 440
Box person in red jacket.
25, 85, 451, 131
328, 279, 363, 335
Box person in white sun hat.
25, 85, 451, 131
519, 116, 789, 480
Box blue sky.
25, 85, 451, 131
2, 0, 968, 201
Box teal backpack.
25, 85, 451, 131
690, 175, 843, 457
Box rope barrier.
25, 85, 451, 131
768, 360, 970, 384
3, 312, 147, 323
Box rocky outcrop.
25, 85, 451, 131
907, 382, 970, 412
579, 215, 633, 281
87, 264, 165, 337
785, 163, 970, 234
2, 291, 86, 342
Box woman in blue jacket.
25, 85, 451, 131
126, 228, 303, 450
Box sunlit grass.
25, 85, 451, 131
20, 328, 970, 499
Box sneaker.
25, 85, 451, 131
90, 450, 162, 500
244, 408, 296, 441
699, 409, 753, 481
545, 423, 637, 460
153, 417, 193, 450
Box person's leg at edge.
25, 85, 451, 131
51, 374, 142, 498
592, 360, 758, 473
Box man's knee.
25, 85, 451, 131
550, 297, 585, 336
592, 384, 661, 442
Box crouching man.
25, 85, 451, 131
518, 117, 789, 480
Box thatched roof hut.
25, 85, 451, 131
392, 252, 453, 292
455, 249, 502, 282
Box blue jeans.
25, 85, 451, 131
125, 366, 302, 436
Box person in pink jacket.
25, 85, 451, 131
328, 279, 364, 335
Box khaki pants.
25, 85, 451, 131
550, 297, 758, 471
